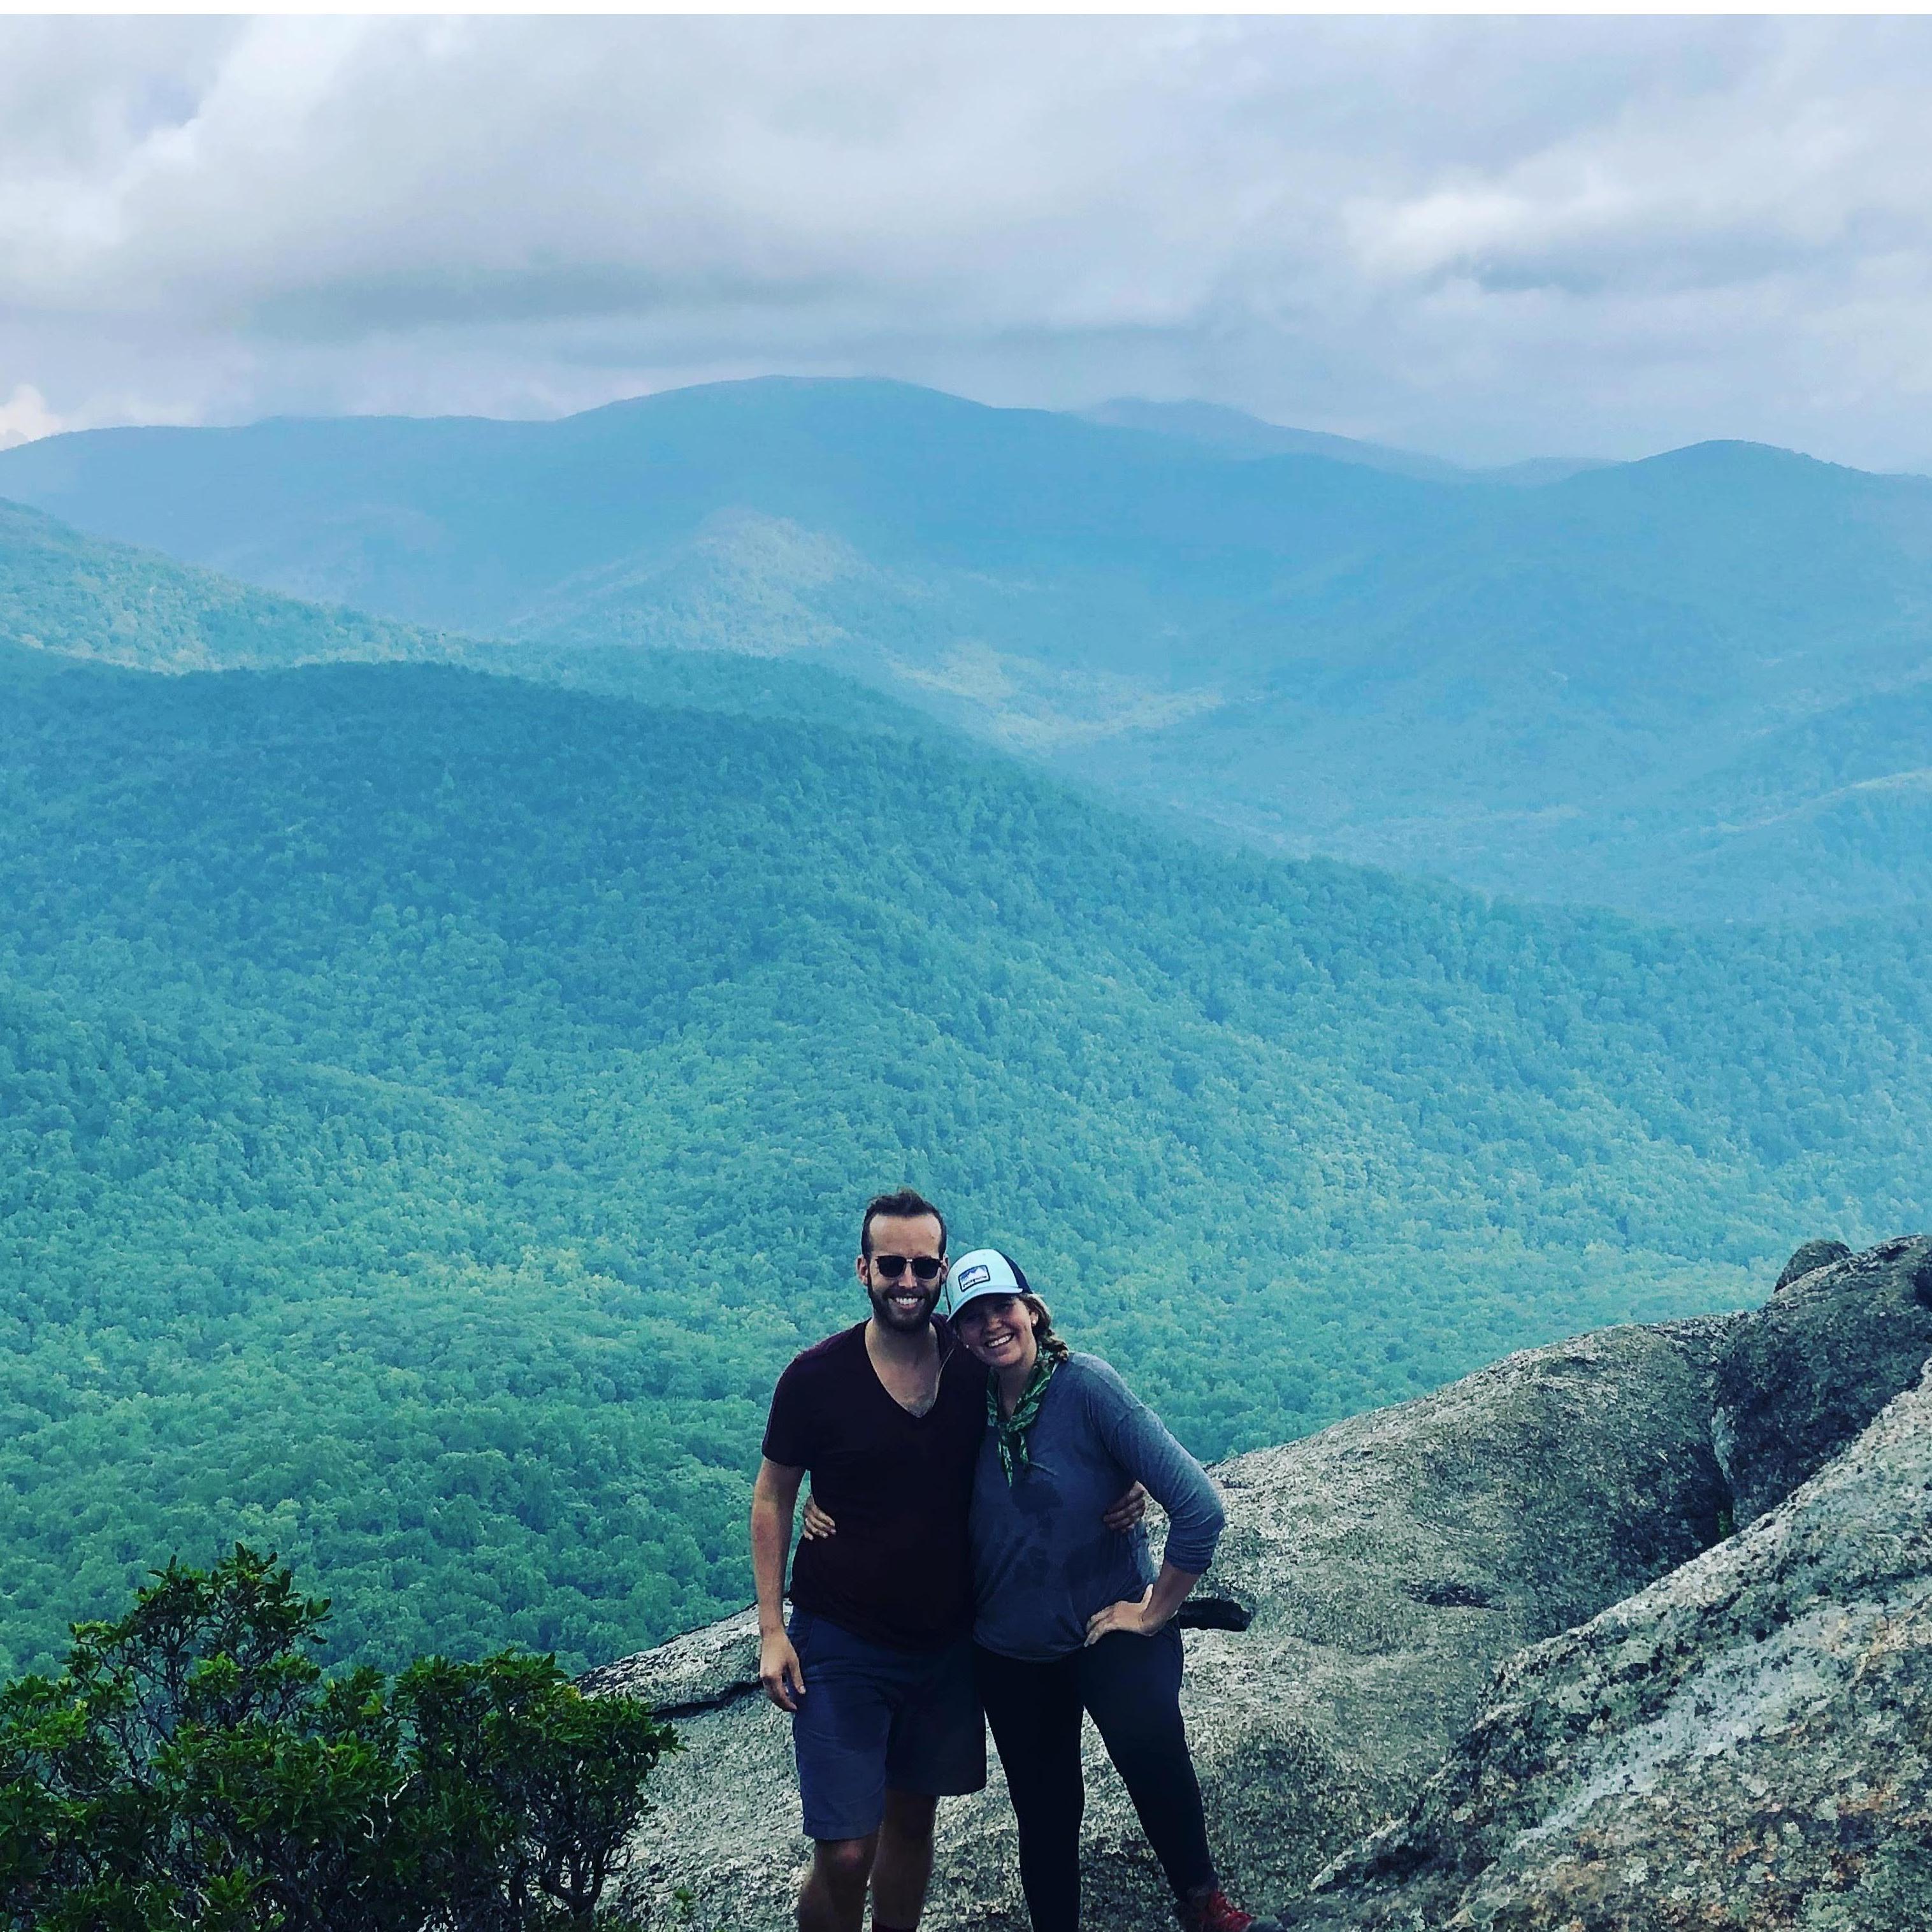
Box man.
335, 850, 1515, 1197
753, 1190, 1142, 1932
753, 1188, 984, 1932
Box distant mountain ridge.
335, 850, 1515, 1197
0, 496, 449, 673
1076, 397, 1611, 487
1074, 398, 1472, 482
5, 376, 1931, 920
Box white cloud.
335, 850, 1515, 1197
3, 17, 1932, 466
0, 384, 63, 451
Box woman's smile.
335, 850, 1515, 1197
961, 1294, 1034, 1367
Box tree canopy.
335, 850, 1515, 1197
2, 657, 1928, 1678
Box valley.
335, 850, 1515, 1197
3, 645, 1928, 1681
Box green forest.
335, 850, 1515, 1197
0, 498, 447, 674
3, 654, 1929, 1682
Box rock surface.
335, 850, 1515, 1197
1713, 1234, 1932, 1526
579, 1605, 763, 1720
1290, 1355, 1932, 1931
592, 1237, 1932, 1931
1773, 1237, 1852, 1292
599, 1319, 1732, 1929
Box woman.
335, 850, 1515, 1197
939, 1247, 1276, 1932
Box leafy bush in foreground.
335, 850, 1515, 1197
0, 1546, 674, 1930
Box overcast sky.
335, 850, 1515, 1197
5, 15, 1932, 468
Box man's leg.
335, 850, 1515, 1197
867, 1788, 937, 1931
799, 1832, 879, 1932
872, 1634, 988, 1929
791, 1614, 895, 1932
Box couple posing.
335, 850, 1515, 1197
751, 1190, 1276, 1932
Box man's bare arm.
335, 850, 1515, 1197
751, 1457, 807, 1712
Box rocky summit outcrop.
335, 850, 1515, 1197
1771, 1238, 1852, 1293
1291, 1351, 1932, 1928
1713, 1234, 1932, 1528
593, 1322, 1733, 1928
586, 1237, 1932, 1931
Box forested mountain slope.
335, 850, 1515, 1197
3, 656, 1929, 1681
5, 379, 1931, 918
0, 494, 912, 730
0, 496, 449, 672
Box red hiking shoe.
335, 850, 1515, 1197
1179, 1885, 1283, 1932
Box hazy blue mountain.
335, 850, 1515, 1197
1099, 441, 1932, 916
1074, 400, 1609, 487
0, 378, 1462, 646
4, 652, 1928, 1678
1074, 398, 1469, 482
1624, 681, 1932, 918
6, 378, 1931, 918
1484, 454, 1618, 487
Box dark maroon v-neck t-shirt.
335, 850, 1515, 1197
761, 1320, 984, 1652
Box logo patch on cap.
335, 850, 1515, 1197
956, 1262, 991, 1290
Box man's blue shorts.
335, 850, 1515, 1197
788, 1607, 987, 1842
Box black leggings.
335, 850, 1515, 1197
974, 1626, 1216, 1931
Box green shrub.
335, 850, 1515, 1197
0, 1546, 674, 1930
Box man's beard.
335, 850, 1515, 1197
867, 1281, 941, 1331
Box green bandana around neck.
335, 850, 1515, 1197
990, 1350, 1059, 1485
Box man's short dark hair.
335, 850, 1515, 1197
860, 1188, 947, 1257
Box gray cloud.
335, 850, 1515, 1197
3, 16, 1932, 466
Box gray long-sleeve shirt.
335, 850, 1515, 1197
969, 1352, 1225, 1662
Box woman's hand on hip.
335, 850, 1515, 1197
1084, 1585, 1158, 1645
1086, 1562, 1200, 1643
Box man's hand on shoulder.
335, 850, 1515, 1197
760, 1626, 807, 1712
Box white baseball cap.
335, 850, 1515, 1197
944, 1248, 1034, 1320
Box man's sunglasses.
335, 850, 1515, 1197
870, 1255, 947, 1283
